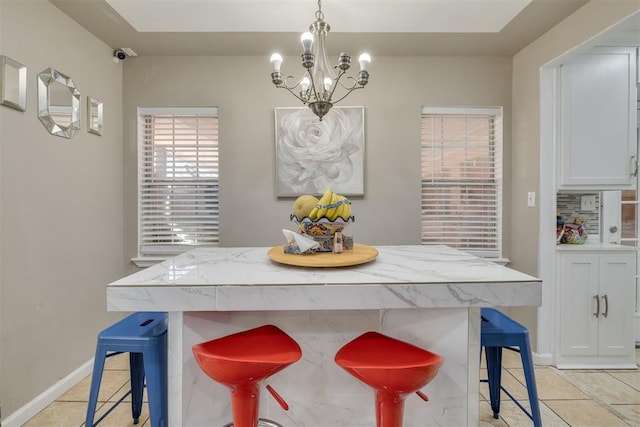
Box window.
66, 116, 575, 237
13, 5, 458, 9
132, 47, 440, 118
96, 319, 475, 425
136, 107, 219, 264
421, 107, 503, 258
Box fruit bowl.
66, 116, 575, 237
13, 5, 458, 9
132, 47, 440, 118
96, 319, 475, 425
290, 215, 355, 237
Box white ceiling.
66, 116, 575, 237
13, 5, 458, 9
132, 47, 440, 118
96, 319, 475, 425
104, 0, 531, 33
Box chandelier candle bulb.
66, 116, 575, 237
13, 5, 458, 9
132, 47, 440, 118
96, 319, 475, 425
301, 32, 314, 54
300, 76, 310, 93
270, 53, 283, 72
358, 53, 371, 71
270, 53, 284, 85
323, 77, 332, 92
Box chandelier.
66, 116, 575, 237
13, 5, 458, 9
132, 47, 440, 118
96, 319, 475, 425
269, 0, 371, 121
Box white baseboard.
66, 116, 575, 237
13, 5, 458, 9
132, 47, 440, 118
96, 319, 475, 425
1, 358, 93, 427
533, 351, 554, 366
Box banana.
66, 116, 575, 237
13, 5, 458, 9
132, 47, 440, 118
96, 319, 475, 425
340, 198, 352, 220
308, 206, 319, 221
338, 195, 349, 221
333, 195, 345, 221
326, 192, 339, 220
315, 188, 333, 219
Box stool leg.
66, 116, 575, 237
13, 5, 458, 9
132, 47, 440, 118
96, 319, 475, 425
485, 346, 503, 419
85, 346, 107, 427
519, 337, 542, 427
230, 382, 261, 427
143, 343, 168, 427
375, 390, 405, 427
130, 352, 145, 424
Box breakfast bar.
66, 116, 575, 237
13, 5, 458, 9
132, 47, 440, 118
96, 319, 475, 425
106, 245, 541, 426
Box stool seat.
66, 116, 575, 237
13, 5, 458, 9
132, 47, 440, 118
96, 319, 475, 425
85, 312, 167, 427
193, 325, 302, 427
335, 332, 444, 427
481, 308, 541, 427
335, 331, 443, 393
193, 324, 301, 386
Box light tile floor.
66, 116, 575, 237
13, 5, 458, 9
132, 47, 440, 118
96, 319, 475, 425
22, 348, 640, 426
479, 348, 640, 427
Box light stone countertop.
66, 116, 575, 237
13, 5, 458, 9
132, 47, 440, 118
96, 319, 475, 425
107, 245, 541, 312
556, 241, 638, 251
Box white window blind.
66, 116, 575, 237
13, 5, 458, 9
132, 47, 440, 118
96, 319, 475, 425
420, 107, 503, 258
137, 107, 219, 257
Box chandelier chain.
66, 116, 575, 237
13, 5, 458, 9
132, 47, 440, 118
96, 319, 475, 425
315, 0, 324, 22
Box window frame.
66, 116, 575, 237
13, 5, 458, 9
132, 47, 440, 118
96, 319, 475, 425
420, 106, 504, 260
133, 106, 219, 267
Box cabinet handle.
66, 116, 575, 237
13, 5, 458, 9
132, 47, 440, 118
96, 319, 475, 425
593, 295, 600, 318
631, 155, 638, 177
602, 294, 608, 318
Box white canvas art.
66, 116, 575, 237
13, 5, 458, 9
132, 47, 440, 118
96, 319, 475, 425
275, 106, 365, 196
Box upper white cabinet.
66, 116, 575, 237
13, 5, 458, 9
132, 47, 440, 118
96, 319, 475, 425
559, 46, 638, 190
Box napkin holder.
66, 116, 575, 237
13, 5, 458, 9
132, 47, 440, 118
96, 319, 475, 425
282, 229, 319, 255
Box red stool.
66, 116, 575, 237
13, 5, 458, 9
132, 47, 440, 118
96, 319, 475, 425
192, 324, 302, 427
335, 331, 444, 427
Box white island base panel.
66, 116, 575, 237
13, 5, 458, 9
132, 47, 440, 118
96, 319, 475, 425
175, 308, 479, 427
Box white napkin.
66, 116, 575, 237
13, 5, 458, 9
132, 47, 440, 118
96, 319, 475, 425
282, 229, 319, 254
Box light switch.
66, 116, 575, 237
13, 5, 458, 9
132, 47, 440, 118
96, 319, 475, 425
580, 195, 597, 211
527, 192, 535, 207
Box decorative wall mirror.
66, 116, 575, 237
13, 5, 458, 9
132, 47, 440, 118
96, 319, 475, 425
37, 67, 80, 138
87, 96, 103, 135
0, 55, 27, 111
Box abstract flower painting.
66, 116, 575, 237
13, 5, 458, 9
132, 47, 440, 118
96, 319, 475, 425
275, 106, 364, 196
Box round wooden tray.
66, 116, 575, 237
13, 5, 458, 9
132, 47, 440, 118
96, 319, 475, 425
268, 243, 378, 268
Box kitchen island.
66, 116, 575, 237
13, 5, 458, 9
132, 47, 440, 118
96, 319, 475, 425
107, 245, 541, 426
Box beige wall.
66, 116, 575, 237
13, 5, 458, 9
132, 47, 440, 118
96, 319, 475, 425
0, 0, 124, 416
510, 0, 640, 347
122, 56, 514, 272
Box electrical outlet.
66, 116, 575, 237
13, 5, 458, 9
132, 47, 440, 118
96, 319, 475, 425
580, 194, 597, 211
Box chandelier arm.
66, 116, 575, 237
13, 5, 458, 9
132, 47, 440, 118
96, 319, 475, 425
279, 75, 303, 90
330, 86, 364, 105
335, 75, 360, 91
307, 71, 322, 102
327, 68, 348, 101
277, 85, 310, 104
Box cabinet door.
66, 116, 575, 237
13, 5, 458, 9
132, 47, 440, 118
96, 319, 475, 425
598, 253, 636, 356
559, 46, 637, 189
559, 254, 599, 356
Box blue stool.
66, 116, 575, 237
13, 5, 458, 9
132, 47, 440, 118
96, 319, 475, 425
480, 308, 542, 427
85, 312, 168, 427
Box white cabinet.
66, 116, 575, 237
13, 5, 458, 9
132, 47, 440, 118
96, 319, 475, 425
556, 250, 636, 368
559, 46, 637, 190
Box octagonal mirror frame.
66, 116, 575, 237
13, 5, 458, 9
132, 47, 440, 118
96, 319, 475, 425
37, 67, 80, 139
